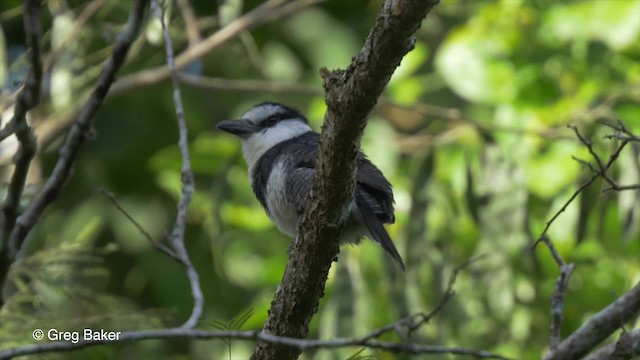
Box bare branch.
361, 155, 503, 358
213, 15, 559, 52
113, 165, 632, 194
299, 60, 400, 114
601, 119, 640, 142
99, 189, 180, 261
568, 125, 625, 190
549, 261, 575, 350
544, 280, 640, 360
252, 1, 440, 359
1, 0, 150, 292
176, 0, 201, 46
603, 184, 640, 192
109, 0, 324, 97
533, 123, 638, 351
361, 254, 489, 341
537, 234, 576, 350
150, 0, 202, 330
0, 327, 513, 360
179, 74, 321, 95
604, 133, 640, 142
533, 128, 629, 250
1, 0, 44, 228
42, 0, 109, 74
0, 0, 43, 297
568, 125, 606, 172
583, 328, 640, 360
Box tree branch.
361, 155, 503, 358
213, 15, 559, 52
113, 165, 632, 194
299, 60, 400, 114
251, 1, 440, 359
0, 0, 150, 297
0, 0, 43, 302
583, 328, 640, 360
109, 0, 323, 97
150, 0, 202, 330
533, 122, 638, 354
99, 189, 180, 261
0, 327, 512, 360
176, 0, 201, 47
543, 280, 640, 360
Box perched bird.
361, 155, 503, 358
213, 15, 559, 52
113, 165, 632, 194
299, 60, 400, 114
216, 102, 405, 271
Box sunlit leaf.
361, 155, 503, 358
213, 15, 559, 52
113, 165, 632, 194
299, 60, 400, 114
542, 0, 640, 50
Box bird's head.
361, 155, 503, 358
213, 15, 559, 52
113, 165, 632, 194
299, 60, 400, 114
216, 102, 312, 168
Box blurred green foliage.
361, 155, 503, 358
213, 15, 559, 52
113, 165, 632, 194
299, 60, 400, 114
0, 0, 639, 359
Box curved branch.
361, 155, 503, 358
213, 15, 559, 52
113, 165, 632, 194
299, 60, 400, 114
1, 0, 150, 292
0, 0, 43, 303
150, 0, 202, 329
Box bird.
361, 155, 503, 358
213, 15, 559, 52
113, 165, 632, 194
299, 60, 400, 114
216, 102, 405, 271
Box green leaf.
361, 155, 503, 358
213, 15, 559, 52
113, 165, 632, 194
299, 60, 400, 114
435, 27, 518, 104
262, 41, 303, 81
542, 1, 640, 50
524, 141, 582, 198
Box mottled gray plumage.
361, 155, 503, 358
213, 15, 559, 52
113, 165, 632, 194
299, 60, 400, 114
216, 102, 405, 270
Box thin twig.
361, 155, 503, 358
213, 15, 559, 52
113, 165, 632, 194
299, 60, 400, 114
1, 0, 43, 228
43, 0, 109, 74
0, 0, 43, 294
151, 0, 203, 330
603, 184, 640, 192
550, 262, 575, 349
533, 132, 629, 250
179, 74, 321, 95
2, 0, 150, 291
534, 122, 637, 352
568, 125, 623, 190
604, 133, 640, 142
360, 254, 489, 341
176, 0, 201, 46
110, 0, 324, 97
534, 235, 574, 350
99, 188, 180, 261
0, 327, 514, 360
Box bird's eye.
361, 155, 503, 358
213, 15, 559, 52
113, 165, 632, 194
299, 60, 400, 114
262, 115, 279, 127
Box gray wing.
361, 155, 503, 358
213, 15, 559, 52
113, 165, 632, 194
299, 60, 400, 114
282, 134, 395, 223
356, 155, 395, 224
282, 134, 404, 270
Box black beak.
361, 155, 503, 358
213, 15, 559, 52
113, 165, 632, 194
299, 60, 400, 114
216, 119, 259, 139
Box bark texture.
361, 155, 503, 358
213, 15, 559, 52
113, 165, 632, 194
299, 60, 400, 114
251, 1, 440, 359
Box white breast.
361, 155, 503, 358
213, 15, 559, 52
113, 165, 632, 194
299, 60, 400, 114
264, 161, 299, 237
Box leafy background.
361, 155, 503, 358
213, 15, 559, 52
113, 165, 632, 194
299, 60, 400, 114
0, 0, 639, 359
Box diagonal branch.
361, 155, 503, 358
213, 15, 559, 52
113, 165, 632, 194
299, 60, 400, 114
109, 0, 323, 97
99, 189, 180, 261
543, 280, 640, 360
176, 0, 201, 47
568, 123, 639, 193
582, 328, 640, 360
0, 0, 43, 302
533, 126, 629, 251
533, 123, 636, 352
0, 0, 150, 297
360, 254, 488, 341
252, 1, 440, 359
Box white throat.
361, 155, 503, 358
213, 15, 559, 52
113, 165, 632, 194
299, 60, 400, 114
242, 119, 312, 172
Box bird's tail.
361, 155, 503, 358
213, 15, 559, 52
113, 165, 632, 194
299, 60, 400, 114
359, 209, 406, 271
